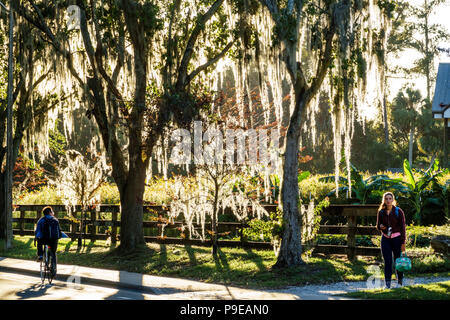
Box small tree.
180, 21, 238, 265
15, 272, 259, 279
406, 0, 450, 101
50, 149, 110, 247
391, 86, 423, 165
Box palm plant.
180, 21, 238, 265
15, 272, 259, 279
319, 161, 401, 204
389, 159, 449, 225
426, 178, 450, 224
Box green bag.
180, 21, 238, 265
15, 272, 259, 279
395, 252, 412, 272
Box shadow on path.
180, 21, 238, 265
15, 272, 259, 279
16, 283, 51, 300
104, 271, 145, 300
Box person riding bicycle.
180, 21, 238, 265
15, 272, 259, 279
35, 206, 63, 262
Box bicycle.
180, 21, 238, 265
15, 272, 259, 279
40, 244, 57, 284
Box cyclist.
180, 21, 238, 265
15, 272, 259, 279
35, 206, 63, 262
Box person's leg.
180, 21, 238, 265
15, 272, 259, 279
392, 237, 403, 285
49, 239, 58, 256
381, 236, 393, 288
37, 238, 44, 258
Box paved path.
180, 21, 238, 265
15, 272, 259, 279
1, 257, 449, 300
271, 276, 450, 298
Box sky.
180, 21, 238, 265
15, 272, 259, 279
388, 0, 450, 100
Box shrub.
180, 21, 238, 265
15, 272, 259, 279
242, 218, 272, 242
411, 254, 450, 273
15, 186, 63, 205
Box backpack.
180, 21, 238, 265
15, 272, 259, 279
42, 217, 60, 239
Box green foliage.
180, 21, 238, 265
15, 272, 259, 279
389, 86, 422, 156
242, 218, 273, 242
15, 186, 63, 205
403, 0, 450, 99
377, 0, 398, 18
410, 255, 450, 274
344, 280, 450, 299
242, 197, 329, 251
416, 101, 445, 166
269, 209, 284, 242
302, 197, 330, 253
149, 84, 214, 128
406, 224, 450, 248
319, 161, 401, 204
389, 159, 449, 225
316, 234, 377, 247
272, 8, 298, 45
13, 156, 48, 198
7, 235, 448, 289
139, 0, 163, 38
48, 121, 67, 156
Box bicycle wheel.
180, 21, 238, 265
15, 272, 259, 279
44, 245, 51, 284
40, 251, 46, 284
48, 251, 57, 284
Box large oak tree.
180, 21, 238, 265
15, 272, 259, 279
17, 0, 234, 252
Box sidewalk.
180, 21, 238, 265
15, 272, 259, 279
0, 257, 309, 299
2, 256, 448, 300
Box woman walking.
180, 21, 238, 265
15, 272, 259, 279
376, 192, 407, 289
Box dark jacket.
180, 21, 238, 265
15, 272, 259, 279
35, 215, 63, 239
376, 205, 406, 244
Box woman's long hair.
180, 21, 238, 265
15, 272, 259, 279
378, 192, 397, 213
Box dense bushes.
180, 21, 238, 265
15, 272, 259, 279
14, 167, 450, 226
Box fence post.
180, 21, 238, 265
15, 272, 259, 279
36, 209, 40, 229
347, 215, 357, 261
71, 211, 78, 241
111, 209, 118, 245
90, 210, 96, 242
19, 209, 25, 236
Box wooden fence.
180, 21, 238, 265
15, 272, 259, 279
314, 204, 381, 260
12, 204, 382, 259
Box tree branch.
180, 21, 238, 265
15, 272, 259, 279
186, 41, 233, 85
259, 0, 279, 23
176, 0, 226, 90
89, 0, 127, 111
19, 1, 87, 95
306, 20, 336, 102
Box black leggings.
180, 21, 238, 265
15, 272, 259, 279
381, 236, 403, 283
37, 238, 58, 257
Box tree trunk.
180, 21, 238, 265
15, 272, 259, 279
212, 180, 219, 256
274, 96, 306, 268
117, 169, 146, 252
383, 94, 389, 145
382, 70, 391, 167
0, 177, 7, 245
2, 1, 15, 249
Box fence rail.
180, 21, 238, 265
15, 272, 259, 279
12, 204, 382, 258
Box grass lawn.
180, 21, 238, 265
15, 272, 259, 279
340, 281, 450, 300
1, 236, 450, 289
